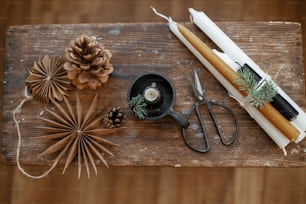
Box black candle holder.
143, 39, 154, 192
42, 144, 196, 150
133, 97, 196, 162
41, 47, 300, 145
127, 72, 189, 128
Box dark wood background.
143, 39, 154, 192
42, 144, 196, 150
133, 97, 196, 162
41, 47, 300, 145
1, 0, 306, 204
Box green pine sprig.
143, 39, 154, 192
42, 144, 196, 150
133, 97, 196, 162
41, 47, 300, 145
129, 94, 148, 119
233, 68, 277, 108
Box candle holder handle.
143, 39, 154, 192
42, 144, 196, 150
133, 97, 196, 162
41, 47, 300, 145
168, 108, 189, 128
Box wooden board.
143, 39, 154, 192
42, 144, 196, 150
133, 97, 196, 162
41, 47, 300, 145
1, 22, 306, 167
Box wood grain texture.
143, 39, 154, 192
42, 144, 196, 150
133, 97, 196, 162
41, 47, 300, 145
8, 167, 236, 204
0, 165, 304, 204
2, 22, 305, 168
1, 1, 306, 204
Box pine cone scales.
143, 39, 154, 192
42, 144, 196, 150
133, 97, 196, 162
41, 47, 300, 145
64, 34, 113, 90
104, 107, 126, 128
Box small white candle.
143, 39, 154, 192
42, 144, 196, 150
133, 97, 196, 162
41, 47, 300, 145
143, 82, 161, 104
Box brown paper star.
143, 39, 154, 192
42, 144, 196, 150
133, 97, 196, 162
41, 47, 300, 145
37, 93, 119, 179
26, 55, 71, 103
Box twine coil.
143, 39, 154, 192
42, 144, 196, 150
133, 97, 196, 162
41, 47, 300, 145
12, 86, 58, 179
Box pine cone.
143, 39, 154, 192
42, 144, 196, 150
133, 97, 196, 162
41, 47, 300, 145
104, 107, 126, 128
64, 34, 113, 90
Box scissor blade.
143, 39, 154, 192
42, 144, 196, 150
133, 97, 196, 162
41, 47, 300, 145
194, 69, 204, 98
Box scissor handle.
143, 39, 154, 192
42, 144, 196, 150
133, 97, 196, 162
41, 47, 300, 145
200, 100, 239, 146
181, 102, 210, 153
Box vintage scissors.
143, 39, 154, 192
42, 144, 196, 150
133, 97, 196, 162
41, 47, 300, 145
181, 69, 239, 153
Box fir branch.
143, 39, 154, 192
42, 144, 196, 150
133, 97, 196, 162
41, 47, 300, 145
129, 94, 148, 119
233, 68, 277, 108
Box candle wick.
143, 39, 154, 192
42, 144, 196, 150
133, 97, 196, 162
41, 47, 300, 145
151, 82, 157, 87
189, 15, 194, 23
151, 7, 170, 22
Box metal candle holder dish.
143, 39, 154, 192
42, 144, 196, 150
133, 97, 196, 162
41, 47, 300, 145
127, 72, 189, 128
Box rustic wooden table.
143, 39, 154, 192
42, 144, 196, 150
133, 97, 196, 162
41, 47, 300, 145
1, 22, 306, 167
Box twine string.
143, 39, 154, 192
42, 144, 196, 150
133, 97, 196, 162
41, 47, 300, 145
12, 86, 58, 179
